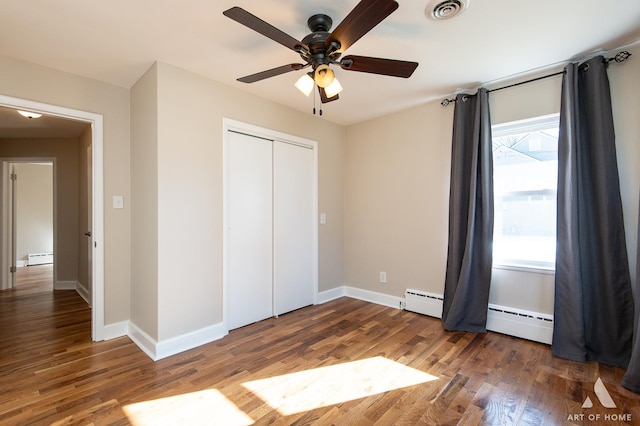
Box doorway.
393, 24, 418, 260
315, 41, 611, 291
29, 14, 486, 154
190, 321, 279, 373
0, 95, 105, 341
1, 161, 54, 290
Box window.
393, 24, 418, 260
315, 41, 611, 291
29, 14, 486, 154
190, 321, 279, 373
492, 114, 559, 271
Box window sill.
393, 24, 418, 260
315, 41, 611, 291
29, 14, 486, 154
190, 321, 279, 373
492, 261, 555, 275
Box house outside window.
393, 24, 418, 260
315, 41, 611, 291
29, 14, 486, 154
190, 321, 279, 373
492, 114, 559, 272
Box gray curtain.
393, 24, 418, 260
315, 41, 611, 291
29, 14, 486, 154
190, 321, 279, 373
622, 198, 640, 392
552, 56, 634, 368
442, 89, 494, 332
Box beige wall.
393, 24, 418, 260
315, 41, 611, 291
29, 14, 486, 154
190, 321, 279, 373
130, 64, 159, 340
15, 163, 53, 264
130, 62, 346, 342
0, 138, 79, 283
344, 44, 640, 316
0, 55, 131, 325
344, 102, 452, 297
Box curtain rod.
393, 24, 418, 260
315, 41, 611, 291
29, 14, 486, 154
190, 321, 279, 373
440, 50, 632, 106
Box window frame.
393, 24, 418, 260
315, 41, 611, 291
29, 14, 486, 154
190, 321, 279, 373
491, 113, 560, 273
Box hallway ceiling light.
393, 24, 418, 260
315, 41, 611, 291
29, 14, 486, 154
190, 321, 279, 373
17, 110, 42, 119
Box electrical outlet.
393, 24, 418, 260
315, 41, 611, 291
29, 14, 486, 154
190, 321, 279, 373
379, 271, 387, 284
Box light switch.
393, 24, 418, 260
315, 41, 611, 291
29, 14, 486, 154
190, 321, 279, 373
320, 213, 326, 224
113, 195, 124, 209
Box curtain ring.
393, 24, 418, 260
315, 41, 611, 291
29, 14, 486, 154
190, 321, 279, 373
462, 95, 469, 102
581, 62, 590, 72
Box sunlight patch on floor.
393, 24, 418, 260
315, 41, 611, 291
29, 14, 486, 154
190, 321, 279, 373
242, 356, 438, 415
123, 389, 253, 426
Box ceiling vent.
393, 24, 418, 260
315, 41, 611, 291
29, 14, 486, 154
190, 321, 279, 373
426, 0, 469, 20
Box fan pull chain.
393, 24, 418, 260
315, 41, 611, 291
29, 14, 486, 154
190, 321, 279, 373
310, 88, 324, 116
311, 88, 323, 116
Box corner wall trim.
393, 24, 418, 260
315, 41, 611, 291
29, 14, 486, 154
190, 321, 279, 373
128, 321, 157, 360
103, 321, 129, 341
128, 321, 229, 361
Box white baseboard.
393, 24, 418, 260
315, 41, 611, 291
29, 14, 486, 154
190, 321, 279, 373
103, 321, 129, 341
317, 286, 346, 304
318, 285, 403, 309
76, 281, 90, 304
344, 286, 404, 310
128, 321, 228, 361
128, 321, 157, 360
156, 323, 228, 360
54, 280, 77, 290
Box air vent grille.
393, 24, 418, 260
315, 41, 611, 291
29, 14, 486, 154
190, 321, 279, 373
426, 0, 469, 21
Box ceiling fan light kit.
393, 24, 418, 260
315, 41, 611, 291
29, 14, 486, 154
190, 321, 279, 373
314, 64, 335, 88
295, 74, 315, 97
223, 0, 419, 108
324, 78, 344, 98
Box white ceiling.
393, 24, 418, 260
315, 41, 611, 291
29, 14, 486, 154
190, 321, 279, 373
0, 0, 639, 128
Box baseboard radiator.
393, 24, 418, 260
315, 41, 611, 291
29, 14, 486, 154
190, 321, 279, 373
404, 289, 443, 319
27, 253, 53, 266
404, 289, 553, 345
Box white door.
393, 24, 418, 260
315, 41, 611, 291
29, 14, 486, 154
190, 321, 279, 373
273, 141, 315, 315
227, 131, 274, 330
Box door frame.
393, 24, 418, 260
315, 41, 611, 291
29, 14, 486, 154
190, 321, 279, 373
222, 118, 318, 331
0, 94, 105, 341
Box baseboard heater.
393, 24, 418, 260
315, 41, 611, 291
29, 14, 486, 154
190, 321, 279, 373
404, 288, 553, 345
404, 289, 444, 319
27, 253, 53, 266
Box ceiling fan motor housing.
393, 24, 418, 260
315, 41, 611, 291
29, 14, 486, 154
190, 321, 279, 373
307, 14, 332, 32
300, 14, 342, 69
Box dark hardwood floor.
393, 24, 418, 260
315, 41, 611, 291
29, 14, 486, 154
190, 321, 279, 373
1, 265, 639, 425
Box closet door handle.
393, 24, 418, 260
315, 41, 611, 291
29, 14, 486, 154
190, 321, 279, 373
84, 231, 92, 237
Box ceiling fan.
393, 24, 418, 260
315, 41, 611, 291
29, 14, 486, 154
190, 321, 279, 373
223, 0, 419, 103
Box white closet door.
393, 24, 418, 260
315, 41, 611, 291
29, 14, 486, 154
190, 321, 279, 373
273, 141, 314, 316
227, 131, 273, 330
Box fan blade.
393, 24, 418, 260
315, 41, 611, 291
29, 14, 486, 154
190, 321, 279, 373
223, 7, 308, 53
237, 64, 306, 83
340, 55, 418, 78
319, 86, 339, 103
327, 0, 398, 53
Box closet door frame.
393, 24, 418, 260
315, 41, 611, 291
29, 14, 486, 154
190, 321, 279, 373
222, 118, 318, 331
